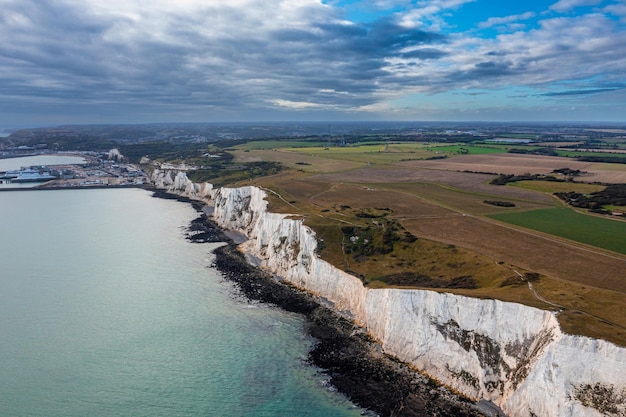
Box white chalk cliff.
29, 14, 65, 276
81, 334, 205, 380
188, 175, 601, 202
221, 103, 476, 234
151, 169, 213, 198
158, 175, 626, 417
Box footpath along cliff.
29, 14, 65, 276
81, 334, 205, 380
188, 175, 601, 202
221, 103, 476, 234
152, 170, 626, 417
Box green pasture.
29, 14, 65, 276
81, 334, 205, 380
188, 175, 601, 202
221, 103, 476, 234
489, 207, 626, 254
287, 142, 512, 165
554, 149, 626, 160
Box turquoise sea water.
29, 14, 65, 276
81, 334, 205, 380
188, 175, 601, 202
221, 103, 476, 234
0, 188, 362, 416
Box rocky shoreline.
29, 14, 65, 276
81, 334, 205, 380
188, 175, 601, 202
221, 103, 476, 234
170, 191, 486, 417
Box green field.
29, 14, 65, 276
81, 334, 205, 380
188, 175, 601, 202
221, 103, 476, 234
489, 207, 626, 254
555, 149, 626, 158
283, 142, 513, 165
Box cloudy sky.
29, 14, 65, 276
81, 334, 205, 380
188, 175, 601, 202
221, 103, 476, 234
1, 0, 625, 128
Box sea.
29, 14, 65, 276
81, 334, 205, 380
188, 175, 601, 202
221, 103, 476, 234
0, 185, 363, 416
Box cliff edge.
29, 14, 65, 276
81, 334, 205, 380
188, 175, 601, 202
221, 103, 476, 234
156, 172, 626, 417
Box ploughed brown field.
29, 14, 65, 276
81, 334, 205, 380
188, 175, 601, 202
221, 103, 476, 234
237, 151, 626, 346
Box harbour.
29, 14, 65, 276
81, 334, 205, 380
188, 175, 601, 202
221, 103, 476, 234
0, 154, 148, 190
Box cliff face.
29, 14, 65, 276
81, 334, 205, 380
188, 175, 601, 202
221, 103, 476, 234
365, 289, 559, 401
150, 169, 213, 199
160, 177, 626, 417
365, 290, 626, 417
212, 186, 368, 319
210, 185, 626, 417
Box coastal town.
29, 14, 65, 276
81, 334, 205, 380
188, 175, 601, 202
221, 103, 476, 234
0, 150, 147, 189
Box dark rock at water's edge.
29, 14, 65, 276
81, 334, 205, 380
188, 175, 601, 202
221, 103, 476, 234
212, 242, 486, 417
186, 215, 229, 243
181, 211, 230, 243
150, 188, 207, 213
150, 189, 227, 242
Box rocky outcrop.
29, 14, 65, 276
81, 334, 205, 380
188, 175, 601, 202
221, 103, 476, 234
207, 184, 626, 417
150, 169, 213, 199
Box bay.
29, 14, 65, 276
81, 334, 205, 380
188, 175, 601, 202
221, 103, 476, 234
0, 188, 362, 416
